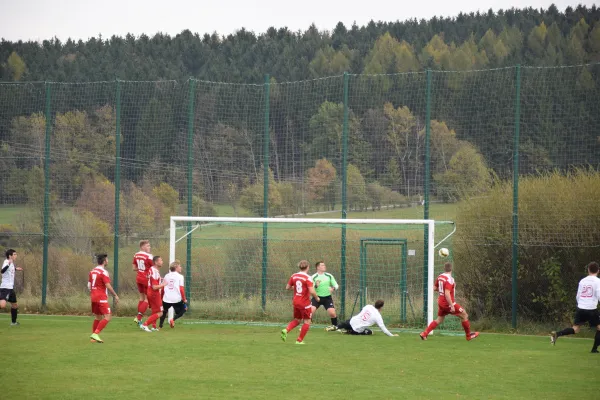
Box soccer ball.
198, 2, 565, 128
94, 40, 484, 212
438, 247, 450, 257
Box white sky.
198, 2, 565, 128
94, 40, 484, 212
0, 0, 596, 42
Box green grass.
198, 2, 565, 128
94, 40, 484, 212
0, 205, 29, 225
2, 314, 598, 399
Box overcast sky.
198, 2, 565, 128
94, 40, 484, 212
0, 0, 596, 42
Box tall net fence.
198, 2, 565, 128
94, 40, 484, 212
0, 64, 599, 326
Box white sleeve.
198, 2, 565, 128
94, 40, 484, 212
376, 315, 394, 337
576, 281, 582, 303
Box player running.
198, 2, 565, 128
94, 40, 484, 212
132, 240, 153, 326
89, 254, 119, 343
310, 260, 339, 330
550, 261, 600, 353
420, 262, 479, 341
141, 256, 167, 332
281, 260, 320, 345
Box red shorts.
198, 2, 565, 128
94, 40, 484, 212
437, 301, 464, 317
293, 305, 312, 320
91, 300, 111, 315
136, 277, 148, 294
147, 293, 163, 314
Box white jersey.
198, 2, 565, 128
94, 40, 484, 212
350, 304, 394, 336
1, 259, 15, 289
576, 275, 600, 310
162, 271, 185, 303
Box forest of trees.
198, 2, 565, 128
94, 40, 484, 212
1, 5, 599, 82
1, 4, 599, 217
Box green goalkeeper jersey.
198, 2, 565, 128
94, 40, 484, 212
311, 272, 339, 297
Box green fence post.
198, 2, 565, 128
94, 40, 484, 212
113, 79, 121, 302
261, 74, 270, 311
41, 81, 52, 310
512, 65, 522, 329
422, 69, 432, 323
340, 72, 349, 319
186, 78, 196, 303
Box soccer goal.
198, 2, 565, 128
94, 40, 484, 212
170, 216, 455, 329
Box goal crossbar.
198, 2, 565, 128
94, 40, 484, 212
170, 216, 455, 326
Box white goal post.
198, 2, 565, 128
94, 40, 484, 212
170, 216, 455, 326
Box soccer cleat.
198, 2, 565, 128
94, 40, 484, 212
338, 328, 347, 334
550, 331, 558, 345
90, 333, 103, 343
325, 325, 338, 332
134, 317, 142, 326
150, 327, 160, 332
169, 319, 175, 328
295, 340, 305, 345
467, 332, 480, 341
141, 325, 152, 332
280, 328, 287, 342
591, 349, 599, 353
419, 332, 427, 341
10, 322, 20, 326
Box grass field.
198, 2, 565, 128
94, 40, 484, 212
2, 314, 598, 400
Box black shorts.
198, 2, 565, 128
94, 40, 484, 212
0, 288, 17, 303
573, 308, 600, 327
311, 295, 335, 310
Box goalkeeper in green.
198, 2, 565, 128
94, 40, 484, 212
311, 261, 339, 330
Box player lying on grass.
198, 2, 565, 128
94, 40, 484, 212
420, 262, 479, 341
89, 254, 119, 343
281, 260, 320, 345
326, 299, 398, 336
551, 261, 600, 353
159, 260, 187, 329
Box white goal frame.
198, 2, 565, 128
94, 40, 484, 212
170, 216, 455, 326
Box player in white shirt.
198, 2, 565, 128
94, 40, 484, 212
551, 261, 600, 353
327, 299, 398, 337
1, 249, 23, 326
159, 260, 187, 329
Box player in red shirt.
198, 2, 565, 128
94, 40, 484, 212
89, 254, 119, 343
140, 255, 167, 332
132, 240, 153, 326
280, 260, 320, 345
420, 262, 479, 341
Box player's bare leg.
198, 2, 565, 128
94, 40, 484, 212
552, 324, 580, 345
420, 316, 444, 340
326, 307, 338, 330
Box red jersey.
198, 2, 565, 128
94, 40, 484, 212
133, 251, 153, 283
436, 272, 456, 307
287, 272, 314, 308
89, 266, 110, 302
146, 266, 162, 295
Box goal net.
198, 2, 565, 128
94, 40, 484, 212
170, 217, 456, 330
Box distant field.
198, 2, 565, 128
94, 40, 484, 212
0, 205, 29, 226
2, 314, 598, 400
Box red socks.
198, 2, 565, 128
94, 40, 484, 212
425, 320, 438, 335
286, 320, 300, 332
92, 319, 100, 332
144, 313, 159, 327
137, 301, 148, 320
461, 320, 471, 336
298, 323, 310, 342
94, 319, 109, 334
